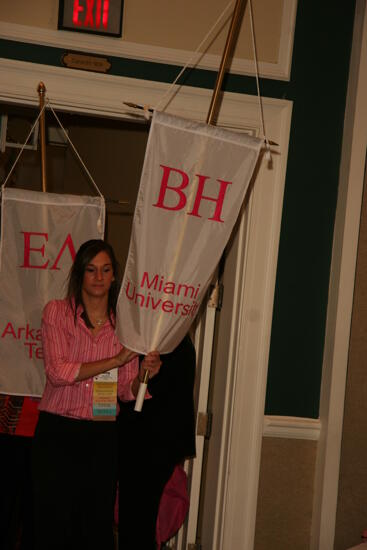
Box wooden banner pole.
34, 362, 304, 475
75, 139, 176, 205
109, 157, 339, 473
37, 82, 47, 192
205, 0, 247, 374
206, 0, 247, 125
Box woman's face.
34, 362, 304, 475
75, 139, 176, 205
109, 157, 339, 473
82, 250, 115, 299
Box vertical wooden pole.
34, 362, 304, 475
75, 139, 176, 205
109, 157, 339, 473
206, 0, 247, 125
37, 82, 47, 192
204, 0, 246, 446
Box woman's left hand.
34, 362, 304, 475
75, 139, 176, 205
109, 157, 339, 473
140, 351, 161, 380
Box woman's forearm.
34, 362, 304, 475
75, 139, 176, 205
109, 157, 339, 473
75, 347, 137, 382
75, 356, 120, 382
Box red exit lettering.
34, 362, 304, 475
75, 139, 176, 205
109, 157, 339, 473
152, 164, 232, 223
73, 0, 110, 29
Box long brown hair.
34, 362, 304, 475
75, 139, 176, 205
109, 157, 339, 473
66, 239, 121, 328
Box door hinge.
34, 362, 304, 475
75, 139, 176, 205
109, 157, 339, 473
208, 282, 223, 310
196, 411, 213, 439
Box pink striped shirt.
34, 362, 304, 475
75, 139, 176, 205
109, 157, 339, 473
39, 299, 139, 420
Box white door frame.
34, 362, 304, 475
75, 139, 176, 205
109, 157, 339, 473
311, 1, 367, 548
0, 56, 292, 548
215, 102, 292, 550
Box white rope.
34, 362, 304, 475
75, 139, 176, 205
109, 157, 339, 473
47, 100, 104, 199
2, 100, 105, 199
248, 0, 272, 160
154, 0, 235, 112
2, 103, 46, 188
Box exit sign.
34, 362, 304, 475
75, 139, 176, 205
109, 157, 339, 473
58, 0, 123, 37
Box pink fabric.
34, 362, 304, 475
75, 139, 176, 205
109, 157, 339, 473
39, 299, 139, 419
156, 465, 190, 548
114, 465, 190, 549
15, 397, 40, 436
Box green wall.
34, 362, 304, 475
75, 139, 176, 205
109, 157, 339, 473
265, 1, 356, 418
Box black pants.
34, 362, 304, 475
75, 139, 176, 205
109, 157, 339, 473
117, 413, 176, 550
118, 451, 175, 550
32, 412, 117, 550
0, 434, 34, 550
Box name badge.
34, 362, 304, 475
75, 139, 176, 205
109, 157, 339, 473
92, 368, 118, 420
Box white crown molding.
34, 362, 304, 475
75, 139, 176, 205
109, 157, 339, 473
263, 415, 321, 440
0, 57, 165, 120
0, 57, 290, 133
0, 1, 297, 81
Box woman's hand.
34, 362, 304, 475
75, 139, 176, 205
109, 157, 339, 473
130, 351, 161, 398
139, 351, 161, 381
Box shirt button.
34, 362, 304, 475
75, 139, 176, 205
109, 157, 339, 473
86, 383, 89, 387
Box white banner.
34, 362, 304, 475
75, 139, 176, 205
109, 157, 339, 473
116, 111, 262, 354
0, 187, 105, 397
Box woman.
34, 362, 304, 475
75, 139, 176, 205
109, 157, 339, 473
32, 239, 161, 550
